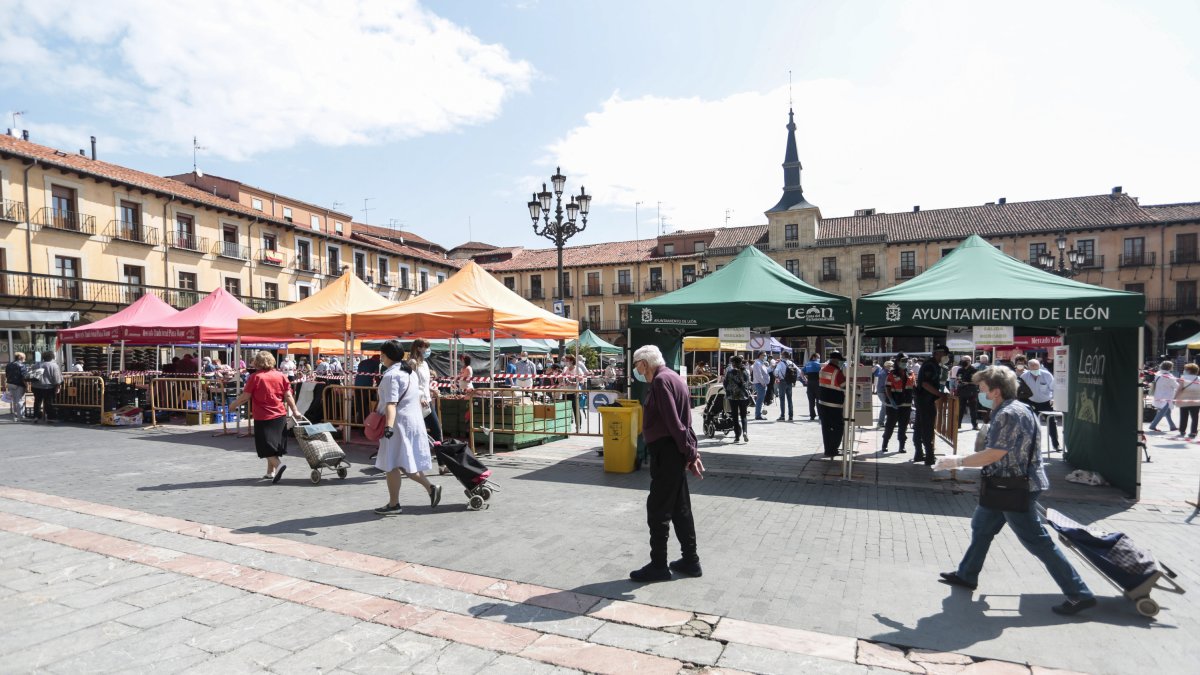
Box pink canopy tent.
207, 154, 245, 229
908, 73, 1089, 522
58, 293, 179, 344
120, 287, 277, 345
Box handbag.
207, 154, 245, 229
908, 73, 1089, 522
364, 367, 410, 441
978, 427, 1036, 513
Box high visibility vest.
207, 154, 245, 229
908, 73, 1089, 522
886, 371, 915, 407
817, 363, 846, 408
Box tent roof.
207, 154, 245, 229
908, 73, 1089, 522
567, 329, 622, 354
237, 270, 399, 339
58, 294, 179, 344
122, 288, 270, 344
1167, 330, 1200, 349
492, 338, 555, 354
629, 246, 852, 332
353, 261, 579, 339
856, 235, 1145, 328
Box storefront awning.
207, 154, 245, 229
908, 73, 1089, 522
0, 309, 79, 329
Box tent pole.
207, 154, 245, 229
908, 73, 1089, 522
488, 327, 495, 456
842, 323, 857, 480
1136, 326, 1144, 501
119, 340, 126, 372
625, 328, 632, 399
234, 337, 243, 434
197, 342, 203, 377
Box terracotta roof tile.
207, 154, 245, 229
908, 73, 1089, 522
710, 225, 768, 249
349, 222, 442, 249
816, 193, 1155, 243
1144, 202, 1200, 222
352, 233, 461, 268
451, 241, 499, 251
483, 238, 661, 272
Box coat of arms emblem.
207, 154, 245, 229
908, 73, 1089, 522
641, 307, 654, 323
885, 303, 901, 322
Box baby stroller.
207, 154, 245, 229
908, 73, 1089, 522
1045, 508, 1185, 617
433, 438, 499, 510
701, 383, 737, 440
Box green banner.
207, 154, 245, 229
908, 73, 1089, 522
1064, 328, 1139, 497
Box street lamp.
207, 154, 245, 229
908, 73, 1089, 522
1038, 235, 1080, 278
529, 166, 590, 356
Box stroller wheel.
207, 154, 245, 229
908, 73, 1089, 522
1135, 597, 1159, 617
309, 469, 321, 485
336, 467, 348, 479
705, 423, 716, 438
468, 495, 485, 511
479, 487, 493, 501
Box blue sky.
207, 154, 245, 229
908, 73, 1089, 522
2, 0, 1197, 250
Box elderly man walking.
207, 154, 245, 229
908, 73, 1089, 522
629, 345, 705, 582
751, 352, 772, 420
1020, 359, 1060, 451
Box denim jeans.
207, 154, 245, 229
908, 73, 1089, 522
1149, 404, 1176, 431
776, 382, 793, 419
753, 383, 768, 419
876, 393, 887, 426
956, 491, 1094, 601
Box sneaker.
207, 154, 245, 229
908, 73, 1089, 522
938, 572, 977, 590
668, 558, 703, 577
369, 453, 378, 461
373, 503, 403, 516
880, 446, 889, 454
429, 485, 443, 509
629, 563, 672, 583
271, 465, 287, 484
1051, 597, 1097, 616
777, 417, 785, 421
742, 434, 749, 442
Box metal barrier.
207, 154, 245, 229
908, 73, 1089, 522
465, 387, 613, 455
55, 375, 105, 421
933, 396, 973, 484
149, 377, 210, 427
321, 384, 378, 444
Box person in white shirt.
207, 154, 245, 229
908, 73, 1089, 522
1148, 361, 1178, 433
750, 352, 772, 420
563, 354, 590, 430
279, 355, 297, 381
1019, 358, 1059, 451
512, 351, 536, 389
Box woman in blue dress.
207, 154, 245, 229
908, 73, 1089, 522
373, 340, 442, 516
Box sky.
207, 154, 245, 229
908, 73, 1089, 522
2, 0, 1198, 251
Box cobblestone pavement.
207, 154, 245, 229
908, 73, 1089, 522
0, 410, 1196, 674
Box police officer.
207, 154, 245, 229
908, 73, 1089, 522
881, 353, 914, 453
913, 344, 951, 465
816, 351, 847, 457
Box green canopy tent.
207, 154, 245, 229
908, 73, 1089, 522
856, 234, 1146, 496
566, 329, 623, 356
492, 338, 556, 354
1166, 330, 1200, 350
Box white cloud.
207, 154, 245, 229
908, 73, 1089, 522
0, 0, 533, 160
548, 2, 1200, 230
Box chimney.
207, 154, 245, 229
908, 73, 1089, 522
912, 205, 920, 212
1111, 186, 1122, 196
21, 130, 28, 141
78, 149, 85, 156
998, 197, 1006, 205
90, 136, 96, 160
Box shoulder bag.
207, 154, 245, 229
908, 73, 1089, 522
364, 369, 410, 441
978, 420, 1036, 513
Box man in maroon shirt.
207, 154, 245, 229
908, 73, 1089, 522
629, 345, 706, 582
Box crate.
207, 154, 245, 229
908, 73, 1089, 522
186, 412, 214, 425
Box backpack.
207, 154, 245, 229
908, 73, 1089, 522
785, 362, 798, 385
1017, 376, 1034, 402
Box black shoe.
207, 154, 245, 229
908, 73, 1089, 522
898, 447, 907, 454
369, 453, 378, 461
629, 563, 672, 583
742, 434, 749, 442
374, 503, 403, 516
788, 417, 793, 422
668, 558, 703, 577
1051, 597, 1097, 616
938, 572, 977, 590
429, 485, 443, 509
881, 446, 889, 454
825, 452, 842, 458
776, 417, 784, 421
924, 459, 936, 466
272, 465, 287, 484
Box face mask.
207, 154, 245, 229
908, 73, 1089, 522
423, 349, 431, 358
633, 367, 647, 383
939, 356, 949, 364
1029, 366, 1040, 373
978, 391, 994, 409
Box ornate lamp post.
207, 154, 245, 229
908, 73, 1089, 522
528, 167, 591, 356
1038, 235, 1080, 278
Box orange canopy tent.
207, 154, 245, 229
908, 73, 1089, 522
237, 270, 398, 340
352, 261, 579, 339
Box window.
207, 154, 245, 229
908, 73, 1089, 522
119, 201, 141, 241
327, 246, 341, 275
354, 252, 366, 279
785, 259, 800, 276
51, 185, 77, 229
562, 304, 571, 319
419, 271, 429, 292
399, 266, 410, 289
122, 265, 144, 302
586, 271, 601, 295
1176, 233, 1198, 264
176, 271, 198, 306
178, 271, 197, 291
784, 223, 798, 242
663, 243, 675, 256
251, 197, 263, 211
682, 264, 696, 285
222, 224, 238, 246
587, 305, 601, 325
377, 257, 389, 285
1076, 239, 1095, 266
860, 254, 876, 279
224, 277, 241, 296
530, 274, 543, 298
941, 247, 955, 258
1124, 283, 1144, 294
175, 214, 195, 249
1029, 242, 1047, 264
298, 285, 312, 300
1123, 237, 1145, 265
310, 214, 321, 230
503, 276, 515, 290
263, 282, 279, 300
55, 255, 80, 299
900, 251, 916, 276
1177, 281, 1197, 310
296, 240, 312, 271
694, 241, 706, 254
282, 207, 293, 222
262, 233, 277, 251
335, 221, 344, 233
821, 257, 838, 281
649, 267, 663, 291
617, 269, 631, 294
436, 273, 445, 284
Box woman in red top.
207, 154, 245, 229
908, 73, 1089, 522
230, 351, 299, 483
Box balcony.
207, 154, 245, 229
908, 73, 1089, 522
580, 320, 626, 333
644, 280, 667, 293
106, 220, 159, 246
33, 208, 96, 235
858, 268, 878, 280
376, 275, 392, 288
1149, 297, 1199, 314
1076, 254, 1104, 270
169, 290, 204, 308
613, 282, 635, 296
1170, 249, 1199, 265
524, 288, 545, 300
820, 269, 840, 282
1118, 252, 1156, 268
214, 240, 249, 260
327, 263, 346, 276
784, 240, 800, 249
245, 297, 287, 313
170, 232, 208, 254
294, 257, 320, 274
258, 249, 287, 267
1, 199, 25, 222
583, 284, 604, 297
896, 265, 923, 279
554, 286, 574, 298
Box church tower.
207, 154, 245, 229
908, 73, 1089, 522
765, 108, 820, 247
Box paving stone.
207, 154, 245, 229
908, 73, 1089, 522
477, 653, 586, 674
188, 599, 318, 653
961, 661, 1031, 674
260, 610, 360, 651
117, 583, 246, 629
718, 642, 874, 675
712, 616, 857, 663
43, 617, 209, 673
269, 621, 402, 674
909, 648, 975, 666
57, 569, 176, 609
588, 621, 724, 665
517, 633, 681, 675
385, 578, 500, 617
339, 630, 449, 673
857, 640, 925, 674
409, 641, 501, 674
0, 599, 139, 655
183, 640, 293, 674
1, 619, 141, 672
186, 592, 284, 627
477, 599, 605, 641
120, 575, 224, 608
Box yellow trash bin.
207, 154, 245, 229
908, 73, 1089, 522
599, 399, 642, 473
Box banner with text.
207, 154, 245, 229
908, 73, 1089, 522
1065, 328, 1138, 497
718, 327, 751, 342
973, 326, 1013, 345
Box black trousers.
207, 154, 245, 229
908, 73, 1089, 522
1180, 406, 1200, 437
806, 382, 819, 419
913, 398, 937, 460
646, 436, 697, 567
817, 403, 843, 456
1027, 400, 1060, 448
882, 405, 911, 449
32, 387, 57, 421
729, 398, 749, 439
958, 393, 979, 429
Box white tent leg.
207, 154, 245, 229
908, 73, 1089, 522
488, 327, 495, 457
119, 340, 126, 372
1136, 326, 1144, 501
842, 324, 859, 480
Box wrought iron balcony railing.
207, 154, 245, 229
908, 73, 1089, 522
33, 208, 96, 235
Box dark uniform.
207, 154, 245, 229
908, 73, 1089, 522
913, 354, 946, 464
881, 368, 915, 453
816, 356, 846, 457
